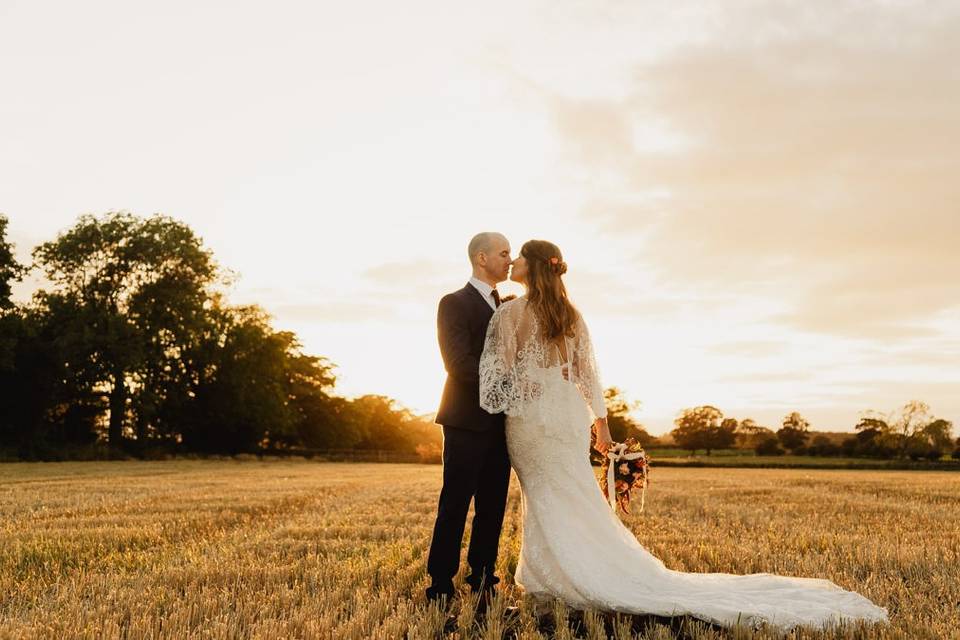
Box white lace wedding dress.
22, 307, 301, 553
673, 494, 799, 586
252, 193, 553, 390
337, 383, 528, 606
478, 298, 888, 631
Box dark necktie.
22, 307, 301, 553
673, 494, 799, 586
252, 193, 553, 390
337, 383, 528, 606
491, 288, 501, 308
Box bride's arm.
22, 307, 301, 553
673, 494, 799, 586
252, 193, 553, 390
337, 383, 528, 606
571, 313, 607, 422
479, 305, 518, 414
593, 417, 612, 453
571, 313, 612, 451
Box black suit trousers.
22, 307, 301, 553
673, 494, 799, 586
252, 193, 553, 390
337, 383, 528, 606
426, 424, 511, 595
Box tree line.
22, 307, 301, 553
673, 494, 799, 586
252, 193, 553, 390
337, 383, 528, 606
0, 212, 441, 460
2, 212, 955, 463
667, 403, 958, 460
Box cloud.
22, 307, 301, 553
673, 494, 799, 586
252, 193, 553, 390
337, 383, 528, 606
362, 259, 460, 289
858, 342, 960, 369
717, 370, 816, 383
706, 340, 787, 357
273, 301, 394, 324
545, 1, 960, 339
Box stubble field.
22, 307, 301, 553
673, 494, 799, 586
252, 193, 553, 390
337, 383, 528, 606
2, 460, 958, 640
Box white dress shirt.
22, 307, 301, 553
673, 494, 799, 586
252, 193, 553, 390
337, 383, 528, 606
468, 277, 499, 311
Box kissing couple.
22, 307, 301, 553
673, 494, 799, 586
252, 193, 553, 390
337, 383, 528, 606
424, 232, 888, 631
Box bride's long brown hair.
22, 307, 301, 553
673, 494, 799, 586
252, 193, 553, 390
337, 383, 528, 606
521, 239, 579, 340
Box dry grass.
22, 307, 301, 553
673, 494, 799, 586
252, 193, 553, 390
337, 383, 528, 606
1, 461, 958, 639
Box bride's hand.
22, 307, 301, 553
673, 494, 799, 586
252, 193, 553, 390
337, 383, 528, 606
593, 417, 613, 454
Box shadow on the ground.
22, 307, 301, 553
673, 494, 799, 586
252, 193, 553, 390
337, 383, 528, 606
531, 608, 729, 639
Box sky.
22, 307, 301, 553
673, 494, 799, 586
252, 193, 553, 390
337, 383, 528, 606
1, 0, 958, 435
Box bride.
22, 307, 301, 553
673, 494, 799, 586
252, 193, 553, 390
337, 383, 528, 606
478, 239, 889, 631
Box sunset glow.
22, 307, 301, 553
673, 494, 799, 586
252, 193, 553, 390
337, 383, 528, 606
2, 1, 957, 434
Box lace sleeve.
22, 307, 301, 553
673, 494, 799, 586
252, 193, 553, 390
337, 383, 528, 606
571, 313, 607, 421
479, 303, 518, 415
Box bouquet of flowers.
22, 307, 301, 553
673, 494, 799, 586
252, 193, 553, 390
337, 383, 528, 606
598, 437, 650, 514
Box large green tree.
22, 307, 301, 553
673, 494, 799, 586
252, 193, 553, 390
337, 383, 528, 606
3, 210, 432, 459
32, 212, 218, 449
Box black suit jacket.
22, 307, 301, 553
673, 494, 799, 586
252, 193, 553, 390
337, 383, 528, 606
435, 283, 506, 432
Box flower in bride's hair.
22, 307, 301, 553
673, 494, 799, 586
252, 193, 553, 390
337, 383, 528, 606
547, 256, 567, 275
618, 463, 630, 475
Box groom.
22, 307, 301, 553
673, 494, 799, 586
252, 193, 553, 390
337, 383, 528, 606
426, 232, 513, 607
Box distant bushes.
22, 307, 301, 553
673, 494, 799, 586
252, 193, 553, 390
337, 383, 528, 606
754, 437, 784, 456
669, 403, 956, 462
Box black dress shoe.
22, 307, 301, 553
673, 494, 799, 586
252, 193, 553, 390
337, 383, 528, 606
425, 587, 455, 612
465, 573, 501, 590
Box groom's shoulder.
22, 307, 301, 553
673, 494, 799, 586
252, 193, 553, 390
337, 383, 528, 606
438, 284, 472, 311
440, 283, 472, 303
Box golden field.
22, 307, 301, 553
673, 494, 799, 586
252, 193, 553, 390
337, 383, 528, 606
1, 461, 958, 640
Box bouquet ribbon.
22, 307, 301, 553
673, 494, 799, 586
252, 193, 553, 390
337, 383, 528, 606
606, 443, 647, 513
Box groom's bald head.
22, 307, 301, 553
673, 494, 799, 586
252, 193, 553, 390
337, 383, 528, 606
468, 232, 508, 265
468, 232, 512, 285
